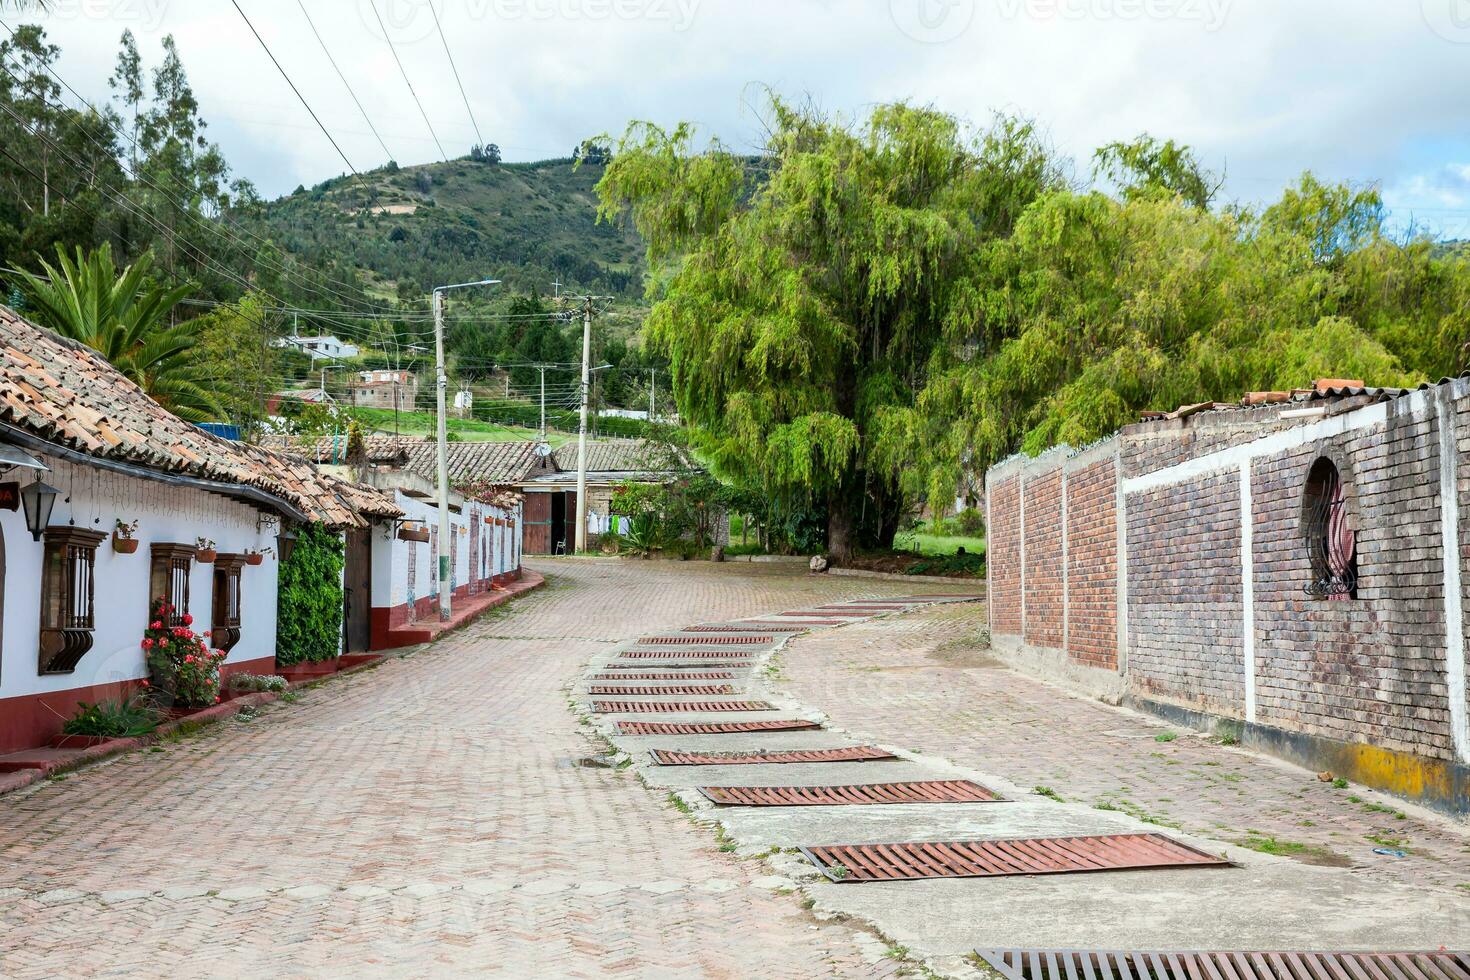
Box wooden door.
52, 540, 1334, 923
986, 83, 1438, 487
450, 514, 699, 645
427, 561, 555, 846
523, 493, 551, 554
343, 526, 372, 653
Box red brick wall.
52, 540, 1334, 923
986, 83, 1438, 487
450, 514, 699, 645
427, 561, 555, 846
1066, 459, 1118, 670
988, 476, 1022, 635
1023, 471, 1064, 649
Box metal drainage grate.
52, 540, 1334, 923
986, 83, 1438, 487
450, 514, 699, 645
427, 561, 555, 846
588, 684, 736, 696
618, 649, 758, 660
699, 779, 1000, 806
593, 700, 773, 713
640, 635, 772, 645
617, 719, 821, 736
683, 624, 800, 633
800, 833, 1231, 883
651, 746, 898, 766
973, 950, 1470, 980
608, 661, 753, 670
739, 619, 844, 628
590, 672, 735, 681
782, 609, 873, 618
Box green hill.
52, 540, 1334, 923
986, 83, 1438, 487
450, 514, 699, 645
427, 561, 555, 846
250, 157, 646, 303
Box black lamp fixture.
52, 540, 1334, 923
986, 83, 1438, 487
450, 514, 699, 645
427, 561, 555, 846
19, 475, 59, 541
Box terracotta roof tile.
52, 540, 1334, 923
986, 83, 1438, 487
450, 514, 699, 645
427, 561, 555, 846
0, 305, 399, 527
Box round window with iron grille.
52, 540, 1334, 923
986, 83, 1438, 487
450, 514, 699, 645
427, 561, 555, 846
1302, 456, 1357, 599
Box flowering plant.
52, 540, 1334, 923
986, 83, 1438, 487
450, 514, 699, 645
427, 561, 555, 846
141, 597, 225, 709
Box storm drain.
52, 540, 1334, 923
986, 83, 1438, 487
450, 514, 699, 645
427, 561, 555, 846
739, 619, 844, 628
782, 609, 872, 618
590, 671, 735, 681
651, 746, 897, 766
617, 719, 821, 736
608, 660, 753, 669
618, 649, 758, 660
973, 950, 1470, 980
641, 634, 772, 645
699, 779, 1000, 806
593, 700, 773, 713
800, 833, 1230, 882
684, 624, 801, 633
588, 684, 736, 696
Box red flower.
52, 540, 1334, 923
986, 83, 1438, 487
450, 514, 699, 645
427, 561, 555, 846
140, 679, 150, 688
158, 637, 168, 648
182, 613, 193, 626
214, 696, 221, 704
150, 621, 162, 630
203, 630, 211, 638
184, 654, 195, 664
141, 638, 154, 649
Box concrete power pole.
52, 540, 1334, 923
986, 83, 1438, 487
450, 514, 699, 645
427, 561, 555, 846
432, 277, 499, 622
538, 365, 547, 438
574, 297, 592, 554
649, 368, 656, 421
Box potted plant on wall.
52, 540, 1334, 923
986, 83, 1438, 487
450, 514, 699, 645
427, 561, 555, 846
398, 521, 430, 542
244, 546, 274, 566
112, 518, 140, 554
195, 537, 217, 563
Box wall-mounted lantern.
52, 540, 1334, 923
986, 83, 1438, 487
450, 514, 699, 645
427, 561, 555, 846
20, 476, 59, 541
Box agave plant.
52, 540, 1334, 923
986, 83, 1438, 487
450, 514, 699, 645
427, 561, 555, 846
8, 243, 221, 421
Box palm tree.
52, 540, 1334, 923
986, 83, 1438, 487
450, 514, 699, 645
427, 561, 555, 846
8, 243, 222, 422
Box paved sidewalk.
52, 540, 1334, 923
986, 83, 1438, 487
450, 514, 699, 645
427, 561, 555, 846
777, 600, 1470, 894
0, 560, 946, 978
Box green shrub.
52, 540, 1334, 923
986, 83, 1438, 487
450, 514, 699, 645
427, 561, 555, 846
906, 551, 986, 577
226, 673, 289, 693
63, 695, 159, 738
277, 523, 345, 666
954, 507, 986, 537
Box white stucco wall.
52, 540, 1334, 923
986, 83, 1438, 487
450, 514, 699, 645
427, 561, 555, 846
0, 453, 281, 699
371, 492, 524, 613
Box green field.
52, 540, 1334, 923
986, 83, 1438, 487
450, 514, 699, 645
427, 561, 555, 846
893, 532, 987, 557
346, 407, 568, 445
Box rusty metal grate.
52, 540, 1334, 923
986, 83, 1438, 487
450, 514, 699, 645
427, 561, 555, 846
590, 671, 735, 681
800, 833, 1230, 883
617, 719, 821, 735
589, 684, 737, 695
641, 634, 772, 645
618, 649, 758, 660
593, 700, 773, 713
700, 779, 1000, 806
782, 609, 872, 617
739, 619, 844, 627
651, 746, 898, 766
973, 950, 1470, 980
607, 660, 753, 670
683, 624, 801, 633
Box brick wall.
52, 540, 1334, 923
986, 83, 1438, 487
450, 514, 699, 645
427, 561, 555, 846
1066, 459, 1118, 670
1126, 470, 1245, 715
988, 475, 1022, 636
1023, 470, 1064, 649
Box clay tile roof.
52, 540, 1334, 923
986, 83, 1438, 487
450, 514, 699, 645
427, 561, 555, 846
0, 305, 399, 527
553, 438, 694, 472
308, 436, 547, 484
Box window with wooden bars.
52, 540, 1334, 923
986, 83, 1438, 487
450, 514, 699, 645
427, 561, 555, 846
211, 555, 244, 653
149, 543, 194, 626
38, 527, 105, 674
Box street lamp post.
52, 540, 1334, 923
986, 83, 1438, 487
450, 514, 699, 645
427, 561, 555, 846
433, 278, 500, 621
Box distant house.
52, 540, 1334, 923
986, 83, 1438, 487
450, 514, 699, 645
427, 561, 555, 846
271, 334, 360, 361
0, 305, 401, 755
350, 370, 418, 411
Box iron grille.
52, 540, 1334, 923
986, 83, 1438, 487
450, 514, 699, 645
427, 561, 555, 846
593, 700, 772, 713
974, 950, 1470, 980
1304, 461, 1357, 599
651, 746, 897, 766
699, 779, 1001, 806
617, 719, 821, 735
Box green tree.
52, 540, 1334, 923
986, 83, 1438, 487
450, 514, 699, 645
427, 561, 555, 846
1094, 134, 1221, 210
596, 98, 1060, 557
9, 242, 221, 420
190, 291, 281, 433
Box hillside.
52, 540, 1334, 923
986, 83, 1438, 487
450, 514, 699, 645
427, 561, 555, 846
250, 158, 647, 303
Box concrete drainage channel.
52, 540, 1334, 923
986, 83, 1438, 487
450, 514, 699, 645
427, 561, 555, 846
571, 594, 1467, 978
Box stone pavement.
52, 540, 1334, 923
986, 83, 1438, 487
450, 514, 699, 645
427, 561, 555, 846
0, 560, 957, 979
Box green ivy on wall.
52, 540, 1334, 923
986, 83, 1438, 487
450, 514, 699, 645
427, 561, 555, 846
276, 522, 344, 666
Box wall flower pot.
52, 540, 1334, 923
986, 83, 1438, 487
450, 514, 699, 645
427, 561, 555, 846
244, 553, 264, 566
398, 527, 430, 542
112, 533, 139, 554
195, 549, 217, 564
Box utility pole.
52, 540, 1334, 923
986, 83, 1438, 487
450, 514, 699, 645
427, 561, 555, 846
649, 368, 656, 421
575, 296, 592, 554
538, 365, 547, 437
432, 277, 500, 622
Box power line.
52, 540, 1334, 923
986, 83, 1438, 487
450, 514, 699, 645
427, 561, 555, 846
367, 0, 449, 162
295, 0, 395, 165
428, 2, 483, 148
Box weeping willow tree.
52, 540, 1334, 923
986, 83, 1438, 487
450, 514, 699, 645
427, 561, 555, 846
595, 97, 1061, 556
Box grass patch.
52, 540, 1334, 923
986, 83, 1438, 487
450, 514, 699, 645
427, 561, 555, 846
666, 792, 692, 815
1033, 785, 1064, 802
1331, 777, 1348, 789
1236, 832, 1310, 856
892, 531, 986, 557
1154, 731, 1178, 743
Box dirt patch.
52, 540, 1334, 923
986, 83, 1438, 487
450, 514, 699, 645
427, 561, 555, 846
928, 638, 1002, 669
839, 552, 983, 579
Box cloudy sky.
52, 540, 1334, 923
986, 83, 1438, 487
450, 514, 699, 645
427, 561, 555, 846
19, 0, 1470, 237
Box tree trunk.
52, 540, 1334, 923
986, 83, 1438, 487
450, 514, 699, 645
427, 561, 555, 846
827, 491, 856, 563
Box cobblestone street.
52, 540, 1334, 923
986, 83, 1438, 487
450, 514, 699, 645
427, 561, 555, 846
0, 561, 944, 978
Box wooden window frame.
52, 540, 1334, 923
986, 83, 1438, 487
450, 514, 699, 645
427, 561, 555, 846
38, 527, 106, 674
211, 554, 245, 653
149, 543, 195, 626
